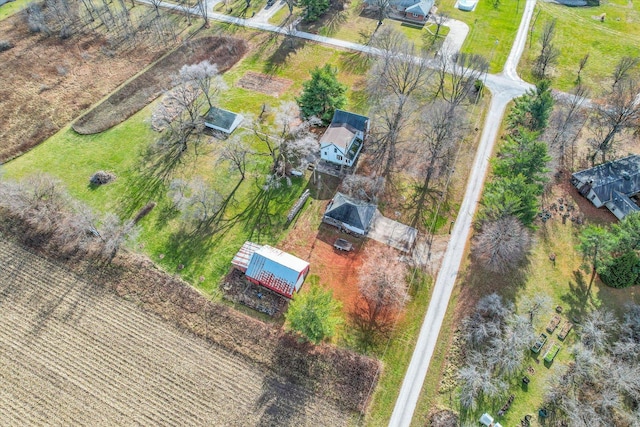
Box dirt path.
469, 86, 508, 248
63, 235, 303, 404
0, 238, 353, 426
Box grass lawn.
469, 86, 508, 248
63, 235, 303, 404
270, 1, 449, 51
437, 0, 524, 73
214, 0, 268, 19
2, 33, 369, 295
0, 0, 29, 20
519, 1, 640, 91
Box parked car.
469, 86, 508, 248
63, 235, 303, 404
333, 238, 353, 252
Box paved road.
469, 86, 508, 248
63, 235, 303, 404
137, 2, 536, 425
388, 1, 537, 426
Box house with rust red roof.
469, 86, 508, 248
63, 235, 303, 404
231, 242, 310, 298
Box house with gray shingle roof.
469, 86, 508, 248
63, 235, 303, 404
322, 192, 377, 235
571, 154, 640, 220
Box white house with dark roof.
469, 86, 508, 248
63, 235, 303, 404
571, 154, 640, 220
204, 106, 244, 134
231, 242, 309, 298
322, 192, 377, 235
320, 110, 369, 167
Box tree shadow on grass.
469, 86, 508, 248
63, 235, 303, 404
263, 35, 307, 76
559, 270, 596, 324
338, 50, 373, 75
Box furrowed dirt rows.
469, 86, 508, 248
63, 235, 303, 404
0, 238, 351, 426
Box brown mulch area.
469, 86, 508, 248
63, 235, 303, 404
0, 15, 169, 162
0, 218, 380, 415
236, 71, 293, 97
73, 36, 248, 134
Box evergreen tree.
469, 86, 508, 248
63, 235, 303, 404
285, 283, 342, 344
297, 64, 347, 122
599, 251, 640, 289
492, 127, 550, 190
299, 0, 329, 21
508, 79, 554, 132
480, 174, 540, 226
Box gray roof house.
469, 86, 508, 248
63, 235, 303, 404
571, 154, 640, 220
204, 106, 244, 134
320, 110, 369, 167
322, 192, 377, 235
365, 0, 434, 22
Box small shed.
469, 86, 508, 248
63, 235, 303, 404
232, 242, 310, 298
323, 192, 377, 235
204, 106, 244, 134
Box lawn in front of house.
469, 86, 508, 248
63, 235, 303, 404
270, 0, 449, 50
437, 0, 524, 73
518, 0, 640, 91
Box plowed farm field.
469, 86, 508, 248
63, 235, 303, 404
0, 238, 352, 426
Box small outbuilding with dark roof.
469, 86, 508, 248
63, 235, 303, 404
204, 106, 244, 134
322, 192, 377, 235
571, 154, 640, 220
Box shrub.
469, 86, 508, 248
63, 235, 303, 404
0, 40, 14, 52
89, 171, 116, 186
599, 250, 640, 288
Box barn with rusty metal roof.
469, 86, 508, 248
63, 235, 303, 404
232, 242, 310, 298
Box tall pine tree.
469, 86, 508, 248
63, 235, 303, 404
297, 64, 347, 123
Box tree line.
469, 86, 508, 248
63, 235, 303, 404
473, 80, 554, 273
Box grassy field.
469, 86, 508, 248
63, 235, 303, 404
436, 0, 524, 73
519, 0, 640, 91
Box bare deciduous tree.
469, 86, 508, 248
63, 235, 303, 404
588, 78, 640, 164
339, 174, 385, 203
576, 53, 589, 84
218, 136, 253, 181
97, 213, 139, 263
151, 61, 226, 175
521, 293, 552, 324
168, 178, 223, 230
611, 55, 639, 89
545, 84, 589, 169
353, 246, 408, 346
251, 101, 320, 185
367, 28, 432, 177
435, 51, 489, 107
473, 215, 531, 273
407, 101, 466, 228
534, 19, 560, 78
